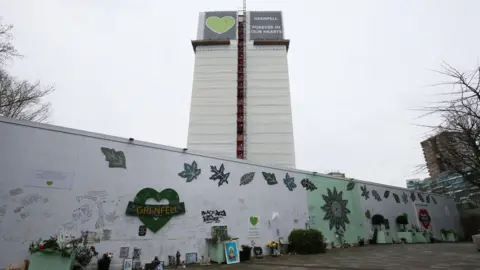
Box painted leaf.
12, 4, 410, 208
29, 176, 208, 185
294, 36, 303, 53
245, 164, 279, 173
384, 190, 390, 198
360, 185, 370, 200
392, 193, 400, 203
426, 195, 430, 203
431, 196, 437, 204
417, 193, 425, 202
372, 190, 382, 201
401, 192, 408, 204
100, 147, 127, 169
178, 161, 201, 182
346, 181, 355, 191
209, 164, 230, 187
262, 172, 278, 185
301, 178, 317, 191
410, 192, 416, 202
240, 172, 255, 186
283, 173, 296, 191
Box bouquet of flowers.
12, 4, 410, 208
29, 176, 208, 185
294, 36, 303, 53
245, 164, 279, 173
266, 241, 280, 248
28, 236, 79, 257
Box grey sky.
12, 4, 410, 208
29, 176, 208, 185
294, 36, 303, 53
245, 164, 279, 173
2, 0, 480, 187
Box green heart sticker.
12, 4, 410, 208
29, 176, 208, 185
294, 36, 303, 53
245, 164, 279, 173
46, 181, 53, 186
249, 216, 259, 226
205, 16, 235, 34
126, 188, 185, 233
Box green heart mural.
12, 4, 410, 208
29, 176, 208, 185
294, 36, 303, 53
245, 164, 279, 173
205, 16, 235, 34
125, 188, 186, 233
249, 216, 259, 226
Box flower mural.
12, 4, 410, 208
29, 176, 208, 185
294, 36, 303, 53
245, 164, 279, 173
321, 187, 351, 231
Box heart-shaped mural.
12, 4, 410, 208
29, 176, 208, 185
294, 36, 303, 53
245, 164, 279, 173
418, 208, 431, 229
249, 216, 259, 226
125, 188, 186, 233
205, 16, 236, 34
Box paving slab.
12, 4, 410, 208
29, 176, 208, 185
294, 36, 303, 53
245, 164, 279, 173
185, 243, 478, 270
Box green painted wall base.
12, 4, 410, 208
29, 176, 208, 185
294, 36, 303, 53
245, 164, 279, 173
28, 252, 74, 270
412, 233, 427, 243
377, 231, 393, 244
397, 232, 413, 243
441, 233, 456, 242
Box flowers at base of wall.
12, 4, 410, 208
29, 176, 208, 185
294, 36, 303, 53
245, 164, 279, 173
410, 192, 416, 202
321, 187, 351, 231
209, 164, 230, 187
178, 161, 201, 182
283, 173, 297, 191
100, 147, 126, 169
301, 178, 317, 191
384, 190, 390, 198
371, 190, 382, 201
346, 181, 355, 191
401, 192, 408, 204
360, 185, 370, 200
262, 172, 278, 185
392, 193, 400, 203
240, 172, 255, 186
417, 193, 425, 203
431, 196, 437, 204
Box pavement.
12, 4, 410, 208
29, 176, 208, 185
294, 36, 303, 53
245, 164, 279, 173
186, 243, 479, 270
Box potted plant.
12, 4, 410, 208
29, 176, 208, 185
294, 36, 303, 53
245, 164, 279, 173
266, 241, 280, 256
395, 215, 412, 243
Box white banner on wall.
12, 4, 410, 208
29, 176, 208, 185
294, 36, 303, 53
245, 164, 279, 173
25, 169, 74, 190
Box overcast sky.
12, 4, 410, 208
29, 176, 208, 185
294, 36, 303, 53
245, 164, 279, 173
2, 0, 480, 187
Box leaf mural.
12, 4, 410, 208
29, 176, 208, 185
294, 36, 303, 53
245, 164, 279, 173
417, 193, 425, 203
209, 164, 230, 187
178, 161, 201, 182
392, 193, 400, 203
410, 192, 416, 202
262, 172, 278, 185
100, 147, 127, 169
360, 185, 370, 200
401, 192, 408, 204
321, 187, 351, 231
372, 190, 382, 201
283, 173, 297, 191
384, 190, 390, 198
239, 172, 255, 186
426, 195, 430, 204
301, 178, 317, 191
346, 181, 355, 191
431, 196, 437, 204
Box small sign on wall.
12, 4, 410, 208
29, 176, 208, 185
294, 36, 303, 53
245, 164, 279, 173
248, 216, 260, 239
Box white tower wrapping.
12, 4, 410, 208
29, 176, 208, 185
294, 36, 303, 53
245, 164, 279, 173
188, 11, 295, 168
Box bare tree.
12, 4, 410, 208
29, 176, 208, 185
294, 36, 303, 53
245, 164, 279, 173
0, 70, 54, 122
422, 63, 480, 188
0, 21, 21, 65
0, 20, 53, 122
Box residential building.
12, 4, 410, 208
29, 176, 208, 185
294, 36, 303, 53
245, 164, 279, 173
187, 11, 296, 168
420, 131, 467, 177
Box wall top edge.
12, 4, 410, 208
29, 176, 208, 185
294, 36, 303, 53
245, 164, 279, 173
0, 116, 451, 199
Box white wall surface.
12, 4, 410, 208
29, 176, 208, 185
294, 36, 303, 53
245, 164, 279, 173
187, 44, 238, 159
357, 183, 462, 240
0, 118, 308, 268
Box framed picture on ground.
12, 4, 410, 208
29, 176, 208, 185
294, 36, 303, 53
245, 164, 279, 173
185, 252, 197, 264
224, 241, 240, 264
123, 258, 133, 270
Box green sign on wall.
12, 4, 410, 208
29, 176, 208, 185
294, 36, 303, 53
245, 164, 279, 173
125, 188, 186, 232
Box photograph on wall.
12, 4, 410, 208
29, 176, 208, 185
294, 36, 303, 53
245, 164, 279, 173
224, 241, 240, 264
204, 11, 237, 40
123, 258, 133, 270
249, 11, 283, 40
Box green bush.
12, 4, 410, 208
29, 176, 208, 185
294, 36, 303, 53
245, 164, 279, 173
288, 229, 325, 254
